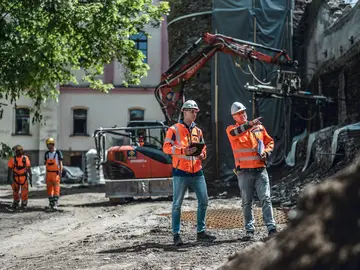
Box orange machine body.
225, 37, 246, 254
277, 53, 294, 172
104, 145, 172, 180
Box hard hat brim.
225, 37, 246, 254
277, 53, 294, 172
181, 108, 200, 112
231, 108, 246, 115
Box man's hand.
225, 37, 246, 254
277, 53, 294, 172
249, 117, 262, 126
185, 146, 197, 156
260, 151, 267, 160
198, 153, 205, 161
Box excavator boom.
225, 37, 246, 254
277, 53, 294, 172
155, 32, 329, 125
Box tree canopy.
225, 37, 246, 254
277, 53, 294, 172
0, 0, 169, 115
0, 0, 169, 157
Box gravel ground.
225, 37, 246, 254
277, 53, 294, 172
0, 184, 287, 270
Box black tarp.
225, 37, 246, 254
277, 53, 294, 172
211, 0, 293, 182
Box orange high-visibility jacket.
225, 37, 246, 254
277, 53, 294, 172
163, 122, 206, 174
226, 123, 274, 169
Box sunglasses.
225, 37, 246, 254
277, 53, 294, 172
184, 109, 198, 114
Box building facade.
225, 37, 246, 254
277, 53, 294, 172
0, 15, 169, 179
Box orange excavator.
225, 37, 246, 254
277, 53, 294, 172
93, 120, 173, 203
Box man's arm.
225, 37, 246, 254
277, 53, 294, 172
7, 168, 12, 185
228, 117, 263, 137
57, 150, 64, 174
7, 158, 14, 185
163, 128, 186, 155
44, 151, 48, 165
199, 130, 207, 160
262, 127, 275, 157
228, 122, 252, 137
26, 156, 32, 187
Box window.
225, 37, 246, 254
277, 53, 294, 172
130, 32, 148, 63
73, 108, 87, 135
15, 108, 30, 135
129, 108, 145, 121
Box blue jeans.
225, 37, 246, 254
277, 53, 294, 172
237, 169, 276, 232
172, 175, 209, 234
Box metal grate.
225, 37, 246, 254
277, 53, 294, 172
159, 207, 289, 229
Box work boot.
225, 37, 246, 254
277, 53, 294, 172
268, 229, 277, 239
173, 234, 183, 246
241, 231, 255, 241
20, 201, 28, 209
12, 201, 19, 210
197, 231, 217, 242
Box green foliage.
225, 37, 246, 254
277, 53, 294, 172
0, 0, 169, 113
0, 142, 13, 159
0, 0, 169, 158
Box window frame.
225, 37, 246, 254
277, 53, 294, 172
128, 107, 145, 122
14, 106, 31, 136
129, 32, 148, 63
72, 107, 89, 136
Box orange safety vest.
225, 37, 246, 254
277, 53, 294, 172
226, 124, 274, 169
139, 136, 145, 147
12, 155, 29, 185
45, 151, 60, 174
163, 122, 206, 174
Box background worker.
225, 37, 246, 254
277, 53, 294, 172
163, 100, 216, 246
7, 145, 32, 209
44, 137, 63, 210
226, 102, 277, 241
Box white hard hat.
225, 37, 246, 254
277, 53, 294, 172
231, 102, 246, 115
181, 100, 200, 112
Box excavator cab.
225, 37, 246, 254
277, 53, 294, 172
93, 120, 173, 203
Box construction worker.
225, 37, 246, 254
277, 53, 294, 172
138, 129, 145, 147
163, 100, 216, 246
226, 102, 277, 240
44, 137, 63, 210
7, 145, 32, 209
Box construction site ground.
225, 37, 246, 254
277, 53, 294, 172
0, 184, 287, 270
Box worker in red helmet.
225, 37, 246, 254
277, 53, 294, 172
226, 102, 277, 241
7, 145, 32, 209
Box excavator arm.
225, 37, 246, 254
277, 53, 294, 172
154, 33, 331, 125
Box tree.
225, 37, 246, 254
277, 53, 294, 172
0, 0, 169, 157
218, 155, 360, 270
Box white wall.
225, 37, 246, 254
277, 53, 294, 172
0, 97, 40, 150
58, 90, 165, 151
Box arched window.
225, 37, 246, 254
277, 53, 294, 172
15, 107, 30, 135
129, 108, 145, 121
130, 32, 148, 63
72, 108, 88, 135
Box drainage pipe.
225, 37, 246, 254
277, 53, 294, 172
285, 129, 308, 167
329, 122, 360, 168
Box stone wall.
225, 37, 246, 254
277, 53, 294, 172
167, 0, 214, 183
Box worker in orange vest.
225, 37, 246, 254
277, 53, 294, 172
44, 137, 63, 210
7, 145, 32, 209
163, 100, 216, 246
138, 129, 145, 147
226, 102, 277, 241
